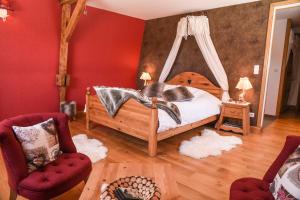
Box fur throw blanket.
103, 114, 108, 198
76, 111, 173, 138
94, 86, 182, 124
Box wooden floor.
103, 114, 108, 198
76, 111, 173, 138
1, 112, 300, 200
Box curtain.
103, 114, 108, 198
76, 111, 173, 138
158, 18, 187, 82
188, 16, 230, 101
158, 16, 230, 101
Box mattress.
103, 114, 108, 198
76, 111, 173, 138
158, 85, 222, 133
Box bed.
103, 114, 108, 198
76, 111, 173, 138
86, 72, 223, 156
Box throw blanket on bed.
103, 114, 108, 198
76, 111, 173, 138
93, 86, 181, 124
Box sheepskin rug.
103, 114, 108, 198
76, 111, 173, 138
179, 129, 242, 159
72, 134, 108, 163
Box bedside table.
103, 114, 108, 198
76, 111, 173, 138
215, 102, 250, 135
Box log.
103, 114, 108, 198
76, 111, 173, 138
64, 0, 86, 42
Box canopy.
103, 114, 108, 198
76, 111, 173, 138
158, 16, 230, 101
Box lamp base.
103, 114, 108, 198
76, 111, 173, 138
239, 91, 246, 102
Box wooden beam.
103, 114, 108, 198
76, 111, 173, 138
57, 0, 86, 102
64, 0, 86, 42
60, 0, 77, 5
57, 3, 71, 102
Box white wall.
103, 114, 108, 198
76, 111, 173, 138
265, 19, 287, 116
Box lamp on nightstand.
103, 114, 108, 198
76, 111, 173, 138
140, 72, 151, 86
236, 77, 253, 102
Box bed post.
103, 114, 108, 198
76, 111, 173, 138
148, 98, 158, 157
86, 87, 91, 130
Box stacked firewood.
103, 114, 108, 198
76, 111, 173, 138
100, 176, 161, 200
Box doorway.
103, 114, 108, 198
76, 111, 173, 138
257, 0, 300, 127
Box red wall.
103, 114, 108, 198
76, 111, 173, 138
68, 7, 144, 110
0, 1, 145, 120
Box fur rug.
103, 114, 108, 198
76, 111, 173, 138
179, 129, 242, 159
72, 134, 108, 163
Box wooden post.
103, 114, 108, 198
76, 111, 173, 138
215, 105, 225, 130
64, 0, 86, 42
243, 106, 250, 135
57, 3, 71, 102
86, 87, 91, 130
57, 0, 86, 103
148, 98, 158, 157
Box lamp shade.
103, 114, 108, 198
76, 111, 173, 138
140, 72, 151, 81
236, 77, 253, 90
0, 0, 12, 10
0, 0, 12, 22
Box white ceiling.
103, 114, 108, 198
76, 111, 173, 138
276, 5, 300, 33
87, 0, 260, 20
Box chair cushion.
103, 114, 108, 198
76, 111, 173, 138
230, 178, 274, 200
18, 153, 92, 200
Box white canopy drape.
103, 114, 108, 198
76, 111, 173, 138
158, 16, 230, 101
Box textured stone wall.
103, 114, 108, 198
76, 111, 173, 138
137, 0, 280, 125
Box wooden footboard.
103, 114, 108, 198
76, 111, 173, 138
86, 88, 159, 156
86, 72, 222, 157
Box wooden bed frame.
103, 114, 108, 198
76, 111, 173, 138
86, 72, 223, 156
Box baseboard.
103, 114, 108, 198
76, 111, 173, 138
264, 114, 277, 119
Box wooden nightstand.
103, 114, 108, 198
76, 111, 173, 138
215, 102, 250, 135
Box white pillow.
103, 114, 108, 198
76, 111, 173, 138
13, 118, 61, 172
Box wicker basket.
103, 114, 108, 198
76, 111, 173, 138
100, 176, 161, 200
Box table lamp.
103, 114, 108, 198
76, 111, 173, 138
236, 77, 253, 102
140, 72, 151, 86
0, 0, 13, 22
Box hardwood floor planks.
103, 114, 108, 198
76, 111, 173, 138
0, 113, 299, 199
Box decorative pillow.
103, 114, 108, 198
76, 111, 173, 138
269, 145, 300, 200
13, 118, 61, 172
162, 86, 194, 102
141, 82, 165, 97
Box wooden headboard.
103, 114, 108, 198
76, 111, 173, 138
167, 72, 223, 99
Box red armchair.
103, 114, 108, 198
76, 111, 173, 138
230, 135, 300, 200
0, 113, 92, 200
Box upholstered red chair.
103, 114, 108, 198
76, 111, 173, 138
230, 135, 300, 200
0, 113, 92, 200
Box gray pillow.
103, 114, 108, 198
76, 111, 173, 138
162, 86, 194, 102
141, 82, 165, 98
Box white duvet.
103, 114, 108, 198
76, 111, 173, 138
158, 85, 222, 133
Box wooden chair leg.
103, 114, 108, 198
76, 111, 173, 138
9, 189, 17, 200
84, 175, 90, 184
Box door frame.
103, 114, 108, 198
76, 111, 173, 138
275, 19, 292, 116
257, 0, 300, 127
